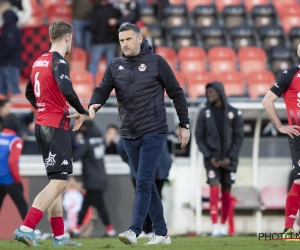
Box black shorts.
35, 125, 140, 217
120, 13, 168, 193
35, 124, 73, 177
205, 160, 235, 185
288, 136, 300, 181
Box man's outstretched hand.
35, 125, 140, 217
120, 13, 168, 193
89, 104, 101, 119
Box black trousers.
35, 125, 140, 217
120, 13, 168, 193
131, 178, 165, 234
0, 183, 28, 220
77, 190, 110, 227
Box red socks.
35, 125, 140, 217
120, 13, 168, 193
221, 191, 231, 224
105, 224, 114, 231
210, 186, 219, 224
23, 207, 44, 229
285, 183, 300, 229
50, 217, 65, 237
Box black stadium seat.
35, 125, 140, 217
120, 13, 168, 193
163, 4, 188, 29
258, 25, 285, 51
148, 25, 165, 47
167, 26, 196, 51
289, 27, 300, 52
223, 5, 247, 29
140, 5, 157, 25
269, 47, 295, 75
251, 5, 277, 29
193, 5, 218, 28
196, 25, 227, 50
229, 26, 256, 51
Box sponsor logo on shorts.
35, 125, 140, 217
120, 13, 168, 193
208, 170, 215, 179
61, 160, 69, 165
44, 152, 56, 168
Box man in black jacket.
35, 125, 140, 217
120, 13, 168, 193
72, 116, 116, 237
89, 23, 190, 245
195, 82, 243, 237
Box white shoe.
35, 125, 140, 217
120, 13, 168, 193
211, 224, 220, 237
118, 230, 137, 245
219, 224, 228, 236
138, 231, 153, 238
144, 234, 171, 245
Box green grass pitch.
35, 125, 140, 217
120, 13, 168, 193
0, 236, 299, 250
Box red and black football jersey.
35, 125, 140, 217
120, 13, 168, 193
26, 52, 85, 130
270, 67, 300, 126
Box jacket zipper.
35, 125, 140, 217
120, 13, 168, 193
130, 61, 135, 138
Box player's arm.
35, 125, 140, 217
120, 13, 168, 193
262, 71, 300, 138
25, 78, 37, 109
53, 57, 85, 115
88, 65, 114, 119
8, 138, 23, 183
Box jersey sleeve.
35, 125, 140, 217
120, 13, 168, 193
270, 68, 298, 97
52, 53, 86, 114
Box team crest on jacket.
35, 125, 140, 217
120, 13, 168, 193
138, 64, 147, 71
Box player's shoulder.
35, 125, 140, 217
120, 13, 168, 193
278, 67, 300, 79
52, 51, 67, 65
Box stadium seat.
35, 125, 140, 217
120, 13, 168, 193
289, 27, 300, 52
215, 0, 241, 12
260, 186, 287, 210
269, 47, 295, 75
156, 46, 177, 70
238, 47, 267, 75
41, 0, 67, 9
173, 70, 186, 89
178, 47, 206, 75
214, 71, 245, 96
244, 0, 269, 12
186, 72, 215, 98
168, 26, 196, 51
193, 5, 218, 29
140, 5, 157, 26
197, 26, 227, 51
95, 71, 104, 85
229, 26, 256, 51
70, 71, 93, 86
251, 5, 277, 29
246, 71, 275, 99
148, 25, 165, 47
272, 0, 299, 13
276, 3, 300, 18
70, 48, 87, 72
30, 0, 44, 15
281, 14, 300, 34
22, 13, 44, 28
258, 25, 285, 51
46, 4, 71, 24
231, 186, 261, 210
163, 4, 188, 28
208, 47, 236, 74
169, 0, 185, 4
223, 5, 247, 29
186, 0, 213, 12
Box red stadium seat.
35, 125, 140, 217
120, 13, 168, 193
215, 71, 245, 96
246, 71, 275, 99
179, 47, 206, 75
277, 4, 300, 17
95, 71, 104, 85
261, 186, 287, 210
208, 47, 236, 74
10, 82, 32, 109
97, 57, 107, 73
272, 0, 299, 12
186, 0, 213, 12
41, 0, 67, 9
174, 70, 185, 89
70, 71, 93, 86
156, 47, 177, 70
30, 0, 44, 15
22, 13, 44, 28
186, 72, 215, 98
244, 0, 269, 12
281, 14, 300, 34
238, 47, 267, 75
46, 4, 72, 25
169, 0, 185, 4
215, 0, 241, 12
47, 15, 72, 25
70, 48, 87, 72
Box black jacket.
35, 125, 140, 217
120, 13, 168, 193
0, 10, 21, 67
73, 125, 107, 190
195, 82, 244, 172
90, 3, 121, 44
89, 40, 189, 139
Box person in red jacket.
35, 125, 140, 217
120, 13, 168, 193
0, 113, 28, 220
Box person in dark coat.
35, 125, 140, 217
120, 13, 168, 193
195, 81, 244, 237
0, 9, 21, 96
72, 116, 116, 237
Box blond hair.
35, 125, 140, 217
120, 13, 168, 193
49, 20, 72, 41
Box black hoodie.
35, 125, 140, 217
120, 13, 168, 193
89, 39, 189, 139
0, 10, 21, 67
195, 81, 244, 172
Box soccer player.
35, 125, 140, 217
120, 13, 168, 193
13, 20, 85, 247
195, 82, 244, 236
89, 23, 190, 245
262, 46, 300, 238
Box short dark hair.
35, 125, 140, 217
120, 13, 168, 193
3, 114, 20, 134
118, 23, 141, 36
49, 20, 72, 41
